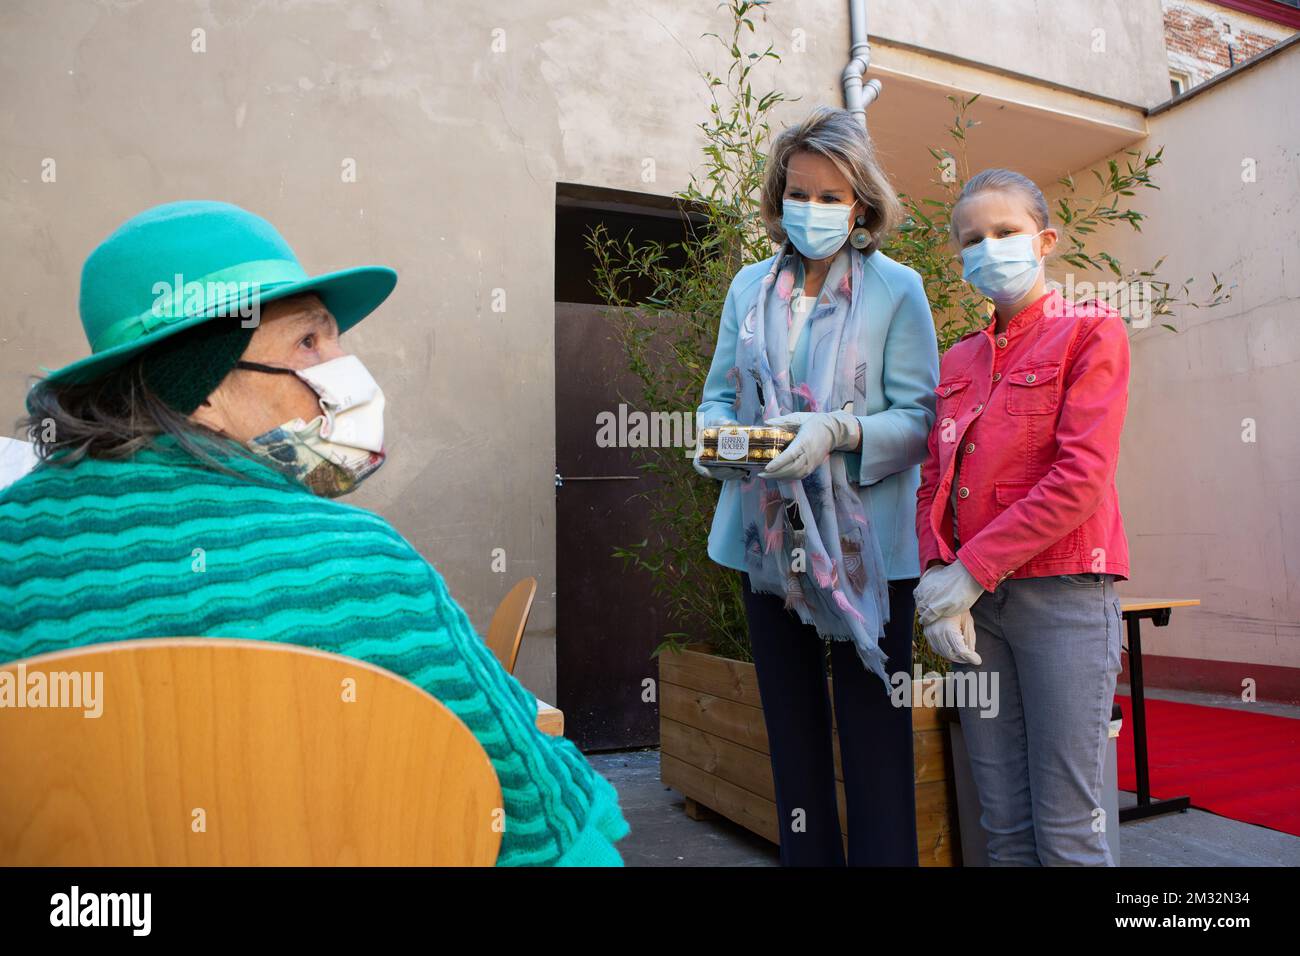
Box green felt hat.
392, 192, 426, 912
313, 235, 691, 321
36, 199, 397, 395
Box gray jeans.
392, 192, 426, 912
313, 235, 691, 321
953, 573, 1123, 866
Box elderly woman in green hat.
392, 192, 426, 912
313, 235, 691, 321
0, 200, 629, 866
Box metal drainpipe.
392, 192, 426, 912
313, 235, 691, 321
842, 0, 882, 126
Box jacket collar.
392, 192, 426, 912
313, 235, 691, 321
959, 288, 1060, 345
992, 288, 1059, 338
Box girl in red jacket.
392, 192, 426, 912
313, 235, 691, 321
914, 168, 1131, 865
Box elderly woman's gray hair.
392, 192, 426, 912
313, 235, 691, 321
760, 105, 904, 256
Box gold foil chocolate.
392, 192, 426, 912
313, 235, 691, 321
697, 423, 796, 472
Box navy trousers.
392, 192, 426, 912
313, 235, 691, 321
740, 571, 919, 866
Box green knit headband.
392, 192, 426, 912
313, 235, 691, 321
140, 318, 256, 415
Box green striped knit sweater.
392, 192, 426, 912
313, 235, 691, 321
0, 436, 630, 866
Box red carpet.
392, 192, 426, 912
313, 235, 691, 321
1115, 695, 1300, 837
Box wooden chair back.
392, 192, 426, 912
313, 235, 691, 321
0, 638, 503, 865
484, 577, 538, 674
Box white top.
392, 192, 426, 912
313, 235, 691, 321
788, 250, 849, 360
0, 437, 38, 491
789, 294, 817, 357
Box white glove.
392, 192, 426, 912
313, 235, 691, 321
761, 410, 861, 481
913, 559, 985, 626
923, 611, 981, 666
693, 420, 749, 480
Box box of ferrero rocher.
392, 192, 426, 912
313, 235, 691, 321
697, 424, 796, 472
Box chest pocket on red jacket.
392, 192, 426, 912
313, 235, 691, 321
936, 378, 971, 412
934, 379, 971, 438
1005, 362, 1060, 416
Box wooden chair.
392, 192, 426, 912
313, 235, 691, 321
0, 639, 503, 866
484, 577, 538, 675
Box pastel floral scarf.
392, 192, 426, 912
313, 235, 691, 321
732, 242, 891, 684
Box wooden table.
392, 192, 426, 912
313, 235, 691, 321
1118, 597, 1200, 823
535, 698, 564, 737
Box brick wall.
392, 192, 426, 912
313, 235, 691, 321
1163, 0, 1294, 90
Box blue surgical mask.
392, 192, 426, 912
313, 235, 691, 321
960, 231, 1045, 304
782, 199, 851, 260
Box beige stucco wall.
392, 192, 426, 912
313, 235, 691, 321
0, 0, 1208, 699
868, 0, 1173, 107
1047, 43, 1299, 672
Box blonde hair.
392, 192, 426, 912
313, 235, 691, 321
952, 168, 1050, 242
760, 106, 903, 256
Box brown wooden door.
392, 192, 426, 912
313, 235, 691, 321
554, 302, 665, 751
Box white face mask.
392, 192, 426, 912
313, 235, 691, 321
235, 354, 387, 497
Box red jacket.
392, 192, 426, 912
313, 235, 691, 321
916, 289, 1130, 590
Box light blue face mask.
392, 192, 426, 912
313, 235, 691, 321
782, 199, 852, 260
960, 231, 1045, 305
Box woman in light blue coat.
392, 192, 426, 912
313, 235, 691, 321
694, 106, 939, 865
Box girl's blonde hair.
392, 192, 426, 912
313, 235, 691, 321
760, 106, 903, 256
952, 168, 1051, 243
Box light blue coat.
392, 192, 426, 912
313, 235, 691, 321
697, 249, 940, 581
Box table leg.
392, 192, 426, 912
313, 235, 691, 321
1119, 612, 1191, 822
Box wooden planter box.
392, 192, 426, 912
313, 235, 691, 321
659, 643, 961, 866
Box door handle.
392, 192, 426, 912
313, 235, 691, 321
555, 473, 640, 487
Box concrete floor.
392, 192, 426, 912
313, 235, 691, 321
588, 687, 1300, 867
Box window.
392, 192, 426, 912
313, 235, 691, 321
1169, 71, 1191, 96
